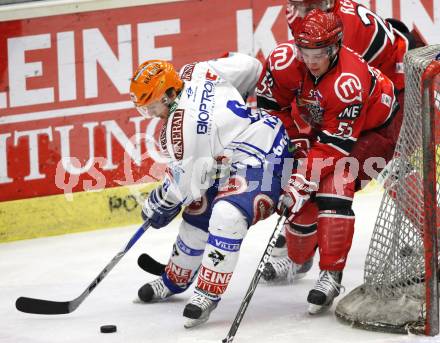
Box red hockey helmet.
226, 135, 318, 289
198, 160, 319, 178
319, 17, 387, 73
294, 8, 343, 49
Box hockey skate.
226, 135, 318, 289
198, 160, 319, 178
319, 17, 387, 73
307, 270, 343, 315
262, 256, 313, 283
136, 277, 174, 303
183, 292, 219, 328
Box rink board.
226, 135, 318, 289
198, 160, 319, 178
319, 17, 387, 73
0, 176, 382, 243
0, 183, 158, 242
0, 0, 437, 242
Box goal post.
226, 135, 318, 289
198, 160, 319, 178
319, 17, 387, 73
335, 45, 440, 336
422, 56, 440, 336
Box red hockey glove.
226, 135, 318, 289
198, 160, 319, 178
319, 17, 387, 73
290, 137, 310, 159
278, 173, 317, 215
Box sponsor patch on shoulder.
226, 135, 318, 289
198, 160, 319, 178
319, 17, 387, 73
205, 69, 218, 81
181, 63, 196, 81
381, 93, 392, 107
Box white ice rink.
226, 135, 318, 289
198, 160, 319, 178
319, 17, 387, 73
1, 191, 440, 343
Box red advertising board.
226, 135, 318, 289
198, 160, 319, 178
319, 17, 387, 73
0, 0, 289, 202
0, 0, 438, 203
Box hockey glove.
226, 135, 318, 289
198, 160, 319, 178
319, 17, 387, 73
142, 187, 182, 229
278, 173, 317, 215
290, 137, 310, 160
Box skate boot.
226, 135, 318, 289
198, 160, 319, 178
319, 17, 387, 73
262, 256, 313, 282
307, 270, 343, 315
137, 277, 174, 303
183, 292, 219, 328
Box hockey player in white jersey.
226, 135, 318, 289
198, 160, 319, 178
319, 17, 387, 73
129, 53, 290, 328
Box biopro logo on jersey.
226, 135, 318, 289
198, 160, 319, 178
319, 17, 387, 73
197, 80, 214, 134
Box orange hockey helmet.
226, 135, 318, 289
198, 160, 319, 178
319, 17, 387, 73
130, 60, 183, 118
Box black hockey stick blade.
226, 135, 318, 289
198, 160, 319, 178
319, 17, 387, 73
16, 297, 71, 315
137, 253, 166, 275
16, 223, 150, 315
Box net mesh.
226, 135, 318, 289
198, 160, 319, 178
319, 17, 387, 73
335, 45, 440, 334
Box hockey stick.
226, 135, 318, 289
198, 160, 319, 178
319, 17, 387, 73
223, 211, 287, 343
137, 253, 166, 275
15, 222, 151, 315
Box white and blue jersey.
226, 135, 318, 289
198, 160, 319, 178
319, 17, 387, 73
159, 53, 290, 213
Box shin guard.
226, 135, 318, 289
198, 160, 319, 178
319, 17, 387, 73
316, 214, 355, 271
196, 201, 248, 298
162, 220, 208, 294
316, 171, 356, 271
285, 201, 318, 265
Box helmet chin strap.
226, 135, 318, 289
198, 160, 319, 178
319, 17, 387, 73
327, 43, 340, 62
168, 90, 182, 115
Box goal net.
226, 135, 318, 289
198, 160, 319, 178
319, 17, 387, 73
335, 45, 440, 335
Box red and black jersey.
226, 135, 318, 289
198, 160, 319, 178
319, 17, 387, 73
296, 46, 398, 182
256, 0, 409, 114
256, 41, 305, 112
255, 41, 306, 138
333, 0, 408, 90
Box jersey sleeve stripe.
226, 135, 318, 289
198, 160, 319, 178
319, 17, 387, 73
317, 130, 357, 155
256, 95, 282, 111
235, 147, 265, 164
362, 22, 388, 63
233, 141, 268, 156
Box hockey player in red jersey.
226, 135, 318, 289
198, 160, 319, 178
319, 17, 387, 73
258, 0, 413, 283
286, 0, 415, 91
274, 9, 400, 314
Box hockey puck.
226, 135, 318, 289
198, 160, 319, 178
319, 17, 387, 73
100, 325, 117, 333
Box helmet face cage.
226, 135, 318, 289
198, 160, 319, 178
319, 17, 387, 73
297, 44, 338, 64
288, 0, 335, 18
135, 93, 173, 119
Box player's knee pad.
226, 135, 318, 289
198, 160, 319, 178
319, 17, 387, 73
208, 200, 248, 240
196, 201, 248, 297
316, 174, 355, 271
285, 201, 318, 264
163, 220, 208, 293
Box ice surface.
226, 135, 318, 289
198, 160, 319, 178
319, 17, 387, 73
1, 192, 439, 343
